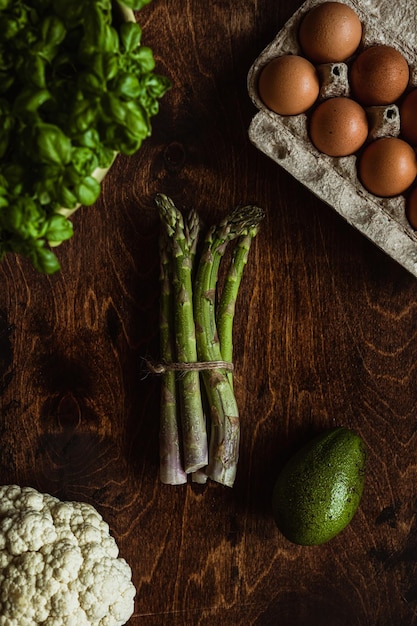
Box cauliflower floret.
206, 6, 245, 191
2, 510, 57, 555
0, 485, 136, 626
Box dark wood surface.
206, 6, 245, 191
2, 1, 417, 624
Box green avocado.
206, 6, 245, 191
272, 427, 366, 546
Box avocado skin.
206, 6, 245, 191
272, 427, 366, 546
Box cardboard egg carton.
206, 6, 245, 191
247, 0, 417, 277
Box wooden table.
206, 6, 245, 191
1, 1, 417, 624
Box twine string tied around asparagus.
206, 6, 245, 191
144, 358, 234, 376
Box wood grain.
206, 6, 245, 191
2, 1, 417, 624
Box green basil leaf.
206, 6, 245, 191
31, 246, 61, 274
72, 134, 115, 168
13, 88, 51, 114
33, 123, 72, 165
75, 175, 101, 205
132, 46, 155, 73
70, 100, 99, 133
113, 73, 141, 99
41, 15, 66, 47
0, 11, 28, 40
46, 214, 73, 241
26, 54, 47, 88
56, 185, 77, 208
91, 55, 107, 80
125, 105, 149, 138
119, 21, 142, 52
96, 145, 115, 168
146, 74, 172, 98
78, 70, 104, 95
0, 0, 13, 11
76, 129, 101, 149
103, 26, 119, 53
71, 146, 98, 176
112, 124, 143, 155
103, 53, 119, 80
102, 93, 127, 123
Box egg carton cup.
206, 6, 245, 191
247, 0, 417, 277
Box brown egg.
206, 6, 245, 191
298, 1, 362, 63
350, 45, 410, 106
400, 89, 417, 145
309, 97, 368, 157
358, 137, 417, 197
406, 186, 417, 229
405, 187, 417, 230
257, 55, 320, 116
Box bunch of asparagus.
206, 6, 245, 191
155, 194, 264, 487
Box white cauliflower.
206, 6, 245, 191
0, 485, 136, 626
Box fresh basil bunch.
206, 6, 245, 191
0, 0, 170, 273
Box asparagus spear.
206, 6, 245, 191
155, 194, 208, 474
216, 227, 260, 389
184, 206, 200, 267
185, 207, 210, 484
158, 228, 187, 485
194, 205, 264, 487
